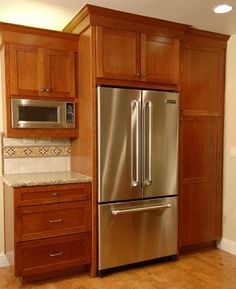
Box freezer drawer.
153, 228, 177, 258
98, 197, 177, 271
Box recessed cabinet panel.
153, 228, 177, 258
96, 27, 140, 80
141, 34, 179, 84
182, 46, 224, 115
10, 44, 40, 96
181, 118, 218, 180
46, 49, 75, 98
9, 44, 76, 99
179, 182, 220, 247
96, 27, 180, 85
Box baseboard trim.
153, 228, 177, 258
0, 253, 9, 267
217, 238, 236, 255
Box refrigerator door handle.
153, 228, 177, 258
131, 100, 140, 187
111, 204, 172, 215
144, 101, 153, 186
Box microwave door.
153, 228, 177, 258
11, 99, 63, 128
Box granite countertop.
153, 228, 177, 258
3, 171, 92, 188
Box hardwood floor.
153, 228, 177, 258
1, 248, 236, 289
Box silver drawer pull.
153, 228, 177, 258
52, 192, 59, 197
49, 219, 62, 223
50, 252, 62, 257
112, 204, 172, 215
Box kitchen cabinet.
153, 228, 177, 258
63, 4, 229, 276
178, 32, 227, 249
96, 27, 180, 84
4, 183, 91, 283
0, 23, 79, 138
9, 44, 76, 99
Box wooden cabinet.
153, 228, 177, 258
63, 5, 229, 275
178, 32, 227, 249
96, 27, 180, 85
4, 182, 92, 282
9, 44, 76, 98
0, 23, 79, 138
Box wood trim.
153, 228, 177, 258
96, 77, 179, 92
70, 26, 98, 277
1, 30, 78, 50
63, 4, 190, 39
0, 21, 78, 41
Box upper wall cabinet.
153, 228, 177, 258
0, 24, 79, 137
96, 27, 180, 85
9, 44, 76, 99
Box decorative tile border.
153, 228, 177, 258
3, 146, 71, 158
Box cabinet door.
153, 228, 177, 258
179, 117, 223, 247
181, 44, 225, 116
44, 49, 75, 98
9, 44, 41, 97
9, 44, 76, 98
96, 27, 140, 80
141, 34, 179, 84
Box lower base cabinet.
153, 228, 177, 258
4, 182, 92, 283
15, 233, 91, 278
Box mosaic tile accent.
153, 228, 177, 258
3, 146, 71, 158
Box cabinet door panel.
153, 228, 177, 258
9, 44, 40, 96
179, 182, 220, 246
182, 45, 225, 115
179, 117, 223, 247
15, 201, 91, 241
96, 27, 140, 80
141, 34, 179, 84
45, 49, 75, 98
181, 118, 218, 181
15, 233, 91, 277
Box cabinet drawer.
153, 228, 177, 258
15, 233, 91, 277
15, 201, 91, 241
14, 183, 91, 206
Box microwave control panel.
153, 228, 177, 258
66, 102, 75, 125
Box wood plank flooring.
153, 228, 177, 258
1, 248, 236, 289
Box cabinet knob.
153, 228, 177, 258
39, 88, 45, 92
52, 192, 59, 197
141, 73, 146, 77
136, 72, 141, 76
45, 88, 51, 92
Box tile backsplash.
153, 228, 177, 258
1, 137, 71, 175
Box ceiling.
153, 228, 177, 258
0, 0, 236, 35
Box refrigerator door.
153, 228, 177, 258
142, 90, 179, 198
98, 196, 177, 271
97, 87, 142, 203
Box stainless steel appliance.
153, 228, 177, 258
11, 98, 75, 129
97, 86, 179, 275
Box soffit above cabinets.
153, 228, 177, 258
0, 0, 235, 35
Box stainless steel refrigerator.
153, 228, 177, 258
97, 86, 179, 275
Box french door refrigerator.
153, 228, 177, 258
97, 86, 179, 275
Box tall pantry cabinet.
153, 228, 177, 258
179, 30, 227, 249
63, 5, 229, 276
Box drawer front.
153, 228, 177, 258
16, 201, 91, 241
14, 183, 91, 206
15, 233, 91, 277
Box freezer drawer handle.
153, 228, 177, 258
111, 204, 172, 215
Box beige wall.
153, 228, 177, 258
223, 33, 236, 243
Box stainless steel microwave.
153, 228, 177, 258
11, 99, 75, 129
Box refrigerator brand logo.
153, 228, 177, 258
165, 99, 176, 104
